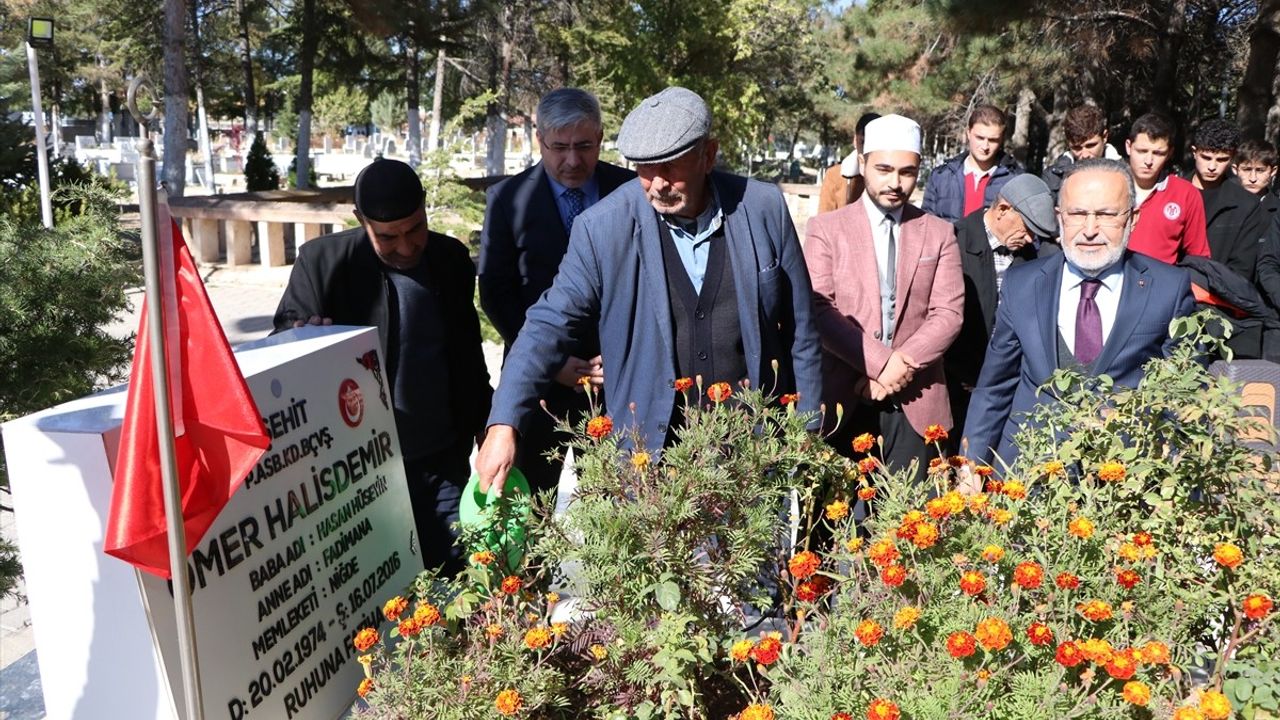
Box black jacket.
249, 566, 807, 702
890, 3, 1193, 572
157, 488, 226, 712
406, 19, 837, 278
1041, 152, 1073, 206
272, 226, 493, 440
1191, 176, 1266, 282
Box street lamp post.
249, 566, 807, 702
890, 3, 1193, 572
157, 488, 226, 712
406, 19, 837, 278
26, 17, 54, 229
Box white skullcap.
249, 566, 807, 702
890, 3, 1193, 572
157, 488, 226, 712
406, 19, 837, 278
863, 114, 922, 156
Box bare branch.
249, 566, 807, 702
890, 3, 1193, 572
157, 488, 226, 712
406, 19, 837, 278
1047, 10, 1160, 33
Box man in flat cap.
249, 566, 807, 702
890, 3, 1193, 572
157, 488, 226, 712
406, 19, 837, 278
273, 158, 492, 576
476, 86, 822, 493
479, 88, 634, 496
944, 174, 1060, 439
804, 114, 963, 482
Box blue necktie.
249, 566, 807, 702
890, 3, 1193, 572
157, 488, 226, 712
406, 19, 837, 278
563, 188, 586, 235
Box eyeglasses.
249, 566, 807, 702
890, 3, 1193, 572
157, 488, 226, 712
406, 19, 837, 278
539, 138, 599, 153
1060, 209, 1131, 228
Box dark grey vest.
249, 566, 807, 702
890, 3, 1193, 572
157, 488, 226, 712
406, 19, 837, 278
1057, 330, 1096, 372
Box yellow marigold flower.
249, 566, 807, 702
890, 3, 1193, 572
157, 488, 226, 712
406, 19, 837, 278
981, 545, 1005, 562
1097, 461, 1126, 481
846, 537, 865, 553
943, 490, 966, 514
991, 508, 1014, 525
1078, 599, 1114, 622
1122, 680, 1151, 706
974, 617, 1013, 651
357, 654, 373, 669
1200, 690, 1232, 720
967, 493, 990, 512
1118, 542, 1141, 563
1042, 460, 1065, 476
357, 677, 374, 698
382, 595, 408, 622
546, 592, 560, 604
740, 704, 775, 720
976, 668, 992, 682
825, 499, 850, 521
911, 522, 939, 549
1068, 516, 1095, 539
1213, 543, 1244, 570
1002, 479, 1027, 499
630, 451, 650, 471
1173, 708, 1204, 720
525, 612, 541, 623
551, 622, 568, 638
893, 606, 921, 630
486, 623, 504, 639
730, 639, 755, 662
523, 626, 553, 650
589, 644, 608, 661
495, 689, 523, 716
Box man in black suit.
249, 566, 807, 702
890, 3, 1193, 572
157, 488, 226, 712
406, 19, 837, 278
478, 88, 635, 495
944, 174, 1060, 439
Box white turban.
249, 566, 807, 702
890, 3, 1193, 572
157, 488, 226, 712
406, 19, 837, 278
863, 114, 922, 156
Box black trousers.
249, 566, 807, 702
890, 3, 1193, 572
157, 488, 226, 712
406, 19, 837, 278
515, 385, 591, 496
403, 440, 473, 578
828, 400, 930, 486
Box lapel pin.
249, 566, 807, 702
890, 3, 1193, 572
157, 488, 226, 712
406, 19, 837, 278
1139, 279, 1146, 288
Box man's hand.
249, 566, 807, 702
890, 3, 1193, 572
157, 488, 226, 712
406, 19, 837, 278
476, 425, 518, 496
877, 351, 920, 395
554, 355, 605, 390
854, 378, 891, 402
956, 463, 983, 495
292, 315, 334, 328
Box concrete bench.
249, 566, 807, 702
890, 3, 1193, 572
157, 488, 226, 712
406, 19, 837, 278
167, 191, 354, 268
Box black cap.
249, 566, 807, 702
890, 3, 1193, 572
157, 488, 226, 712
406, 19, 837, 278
353, 159, 424, 222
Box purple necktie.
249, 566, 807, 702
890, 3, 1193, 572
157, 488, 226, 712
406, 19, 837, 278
1075, 278, 1103, 365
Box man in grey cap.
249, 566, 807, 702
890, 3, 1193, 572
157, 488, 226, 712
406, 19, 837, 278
944, 173, 1060, 438
476, 86, 822, 494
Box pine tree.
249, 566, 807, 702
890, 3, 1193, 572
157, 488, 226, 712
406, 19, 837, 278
244, 132, 280, 191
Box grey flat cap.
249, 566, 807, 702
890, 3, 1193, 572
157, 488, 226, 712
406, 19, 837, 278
998, 174, 1058, 238
617, 87, 711, 164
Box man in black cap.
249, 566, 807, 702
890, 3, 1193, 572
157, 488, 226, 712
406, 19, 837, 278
475, 86, 823, 495
273, 158, 492, 576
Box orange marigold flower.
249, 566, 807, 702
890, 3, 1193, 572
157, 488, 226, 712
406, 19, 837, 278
1173, 708, 1205, 720
985, 478, 1004, 494
897, 511, 926, 540
855, 619, 885, 646
923, 424, 949, 443
929, 457, 946, 472
382, 595, 408, 622
1080, 637, 1114, 664
1002, 479, 1027, 499
858, 457, 880, 474
1068, 517, 1095, 539
524, 626, 553, 650
1026, 622, 1055, 646
990, 508, 1014, 525
881, 564, 908, 587
1055, 641, 1084, 667
780, 393, 799, 406
398, 617, 422, 637
413, 603, 441, 627
833, 714, 854, 720
925, 497, 951, 519
586, 415, 613, 439
959, 570, 987, 596
495, 688, 523, 716
486, 623, 504, 639
946, 631, 977, 658
1097, 461, 1126, 481
857, 486, 877, 502
967, 493, 990, 513
750, 636, 782, 666
976, 669, 992, 682
893, 606, 921, 630
982, 545, 1005, 562
730, 639, 755, 662
1200, 691, 1232, 720
789, 550, 821, 580
500, 576, 522, 595
353, 627, 379, 652
796, 576, 831, 602
826, 499, 851, 521
949, 455, 968, 468
1055, 572, 1081, 590
1140, 641, 1170, 665
852, 432, 877, 453
740, 704, 775, 720
1213, 543, 1244, 570
472, 549, 497, 565
357, 677, 375, 698
1078, 599, 1113, 622
867, 539, 900, 568
1116, 568, 1141, 589
1243, 593, 1273, 620
975, 617, 1013, 651
1122, 680, 1151, 706
866, 698, 901, 720
1105, 650, 1138, 679
974, 464, 996, 477
674, 377, 694, 392
707, 382, 732, 403
1013, 561, 1044, 590
911, 522, 939, 549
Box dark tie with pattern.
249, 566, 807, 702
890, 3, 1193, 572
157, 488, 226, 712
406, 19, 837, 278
1075, 278, 1103, 365
563, 188, 586, 235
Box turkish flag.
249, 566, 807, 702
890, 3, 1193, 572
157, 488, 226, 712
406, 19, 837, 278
104, 216, 270, 578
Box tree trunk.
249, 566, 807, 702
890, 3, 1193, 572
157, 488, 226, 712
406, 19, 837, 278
428, 46, 446, 152
1045, 82, 1070, 160
236, 0, 258, 136
295, 0, 318, 190
1152, 0, 1188, 115
97, 55, 113, 142
190, 0, 215, 191
484, 3, 512, 177
406, 45, 422, 168
1009, 86, 1035, 165
163, 0, 189, 197
1238, 0, 1280, 140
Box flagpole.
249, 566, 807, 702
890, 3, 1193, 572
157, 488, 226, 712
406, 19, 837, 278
128, 75, 206, 720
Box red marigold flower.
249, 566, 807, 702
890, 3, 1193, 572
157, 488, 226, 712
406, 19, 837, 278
1026, 622, 1055, 646
795, 579, 821, 602
858, 457, 880, 474
832, 714, 854, 720
881, 564, 908, 587
1116, 568, 1142, 589
923, 424, 949, 444
948, 455, 968, 468
1213, 543, 1244, 570
857, 486, 877, 501
959, 570, 987, 596
500, 576, 523, 595
750, 635, 782, 665
1200, 690, 1232, 719
1013, 561, 1044, 590
1055, 641, 1084, 667
1132, 531, 1153, 547
1055, 572, 1080, 590
674, 377, 694, 392
707, 382, 732, 403
1243, 593, 1273, 620
946, 631, 977, 658
382, 595, 408, 622
867, 699, 900, 720
586, 415, 613, 439
788, 550, 821, 580
985, 479, 1004, 494
855, 619, 885, 647
1097, 461, 1126, 481
1105, 650, 1138, 680
1122, 680, 1151, 706
852, 432, 876, 453
353, 627, 379, 652
357, 677, 375, 698
780, 393, 799, 405
867, 539, 900, 568
740, 704, 775, 720
897, 511, 925, 540
1078, 599, 1114, 622
975, 617, 1013, 651
911, 522, 939, 549
1068, 517, 1095, 539
495, 688, 523, 716
397, 617, 422, 637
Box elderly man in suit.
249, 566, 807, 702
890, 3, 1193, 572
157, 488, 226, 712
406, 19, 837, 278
804, 114, 964, 481
476, 86, 823, 494
479, 88, 634, 495
963, 158, 1197, 467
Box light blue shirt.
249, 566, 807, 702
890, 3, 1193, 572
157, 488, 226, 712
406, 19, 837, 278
662, 190, 724, 293
1058, 258, 1125, 354
545, 172, 600, 233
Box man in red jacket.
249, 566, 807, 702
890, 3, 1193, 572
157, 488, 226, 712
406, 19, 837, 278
1124, 113, 1211, 265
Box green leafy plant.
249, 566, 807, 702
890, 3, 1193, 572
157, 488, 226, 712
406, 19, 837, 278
243, 132, 280, 191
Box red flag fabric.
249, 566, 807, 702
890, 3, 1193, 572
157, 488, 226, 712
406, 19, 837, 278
105, 218, 270, 578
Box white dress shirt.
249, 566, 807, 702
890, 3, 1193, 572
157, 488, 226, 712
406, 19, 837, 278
1057, 259, 1125, 354
861, 192, 903, 278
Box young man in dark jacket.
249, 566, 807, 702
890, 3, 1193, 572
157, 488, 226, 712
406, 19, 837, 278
1042, 105, 1120, 205
922, 105, 1023, 223
1234, 139, 1280, 219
